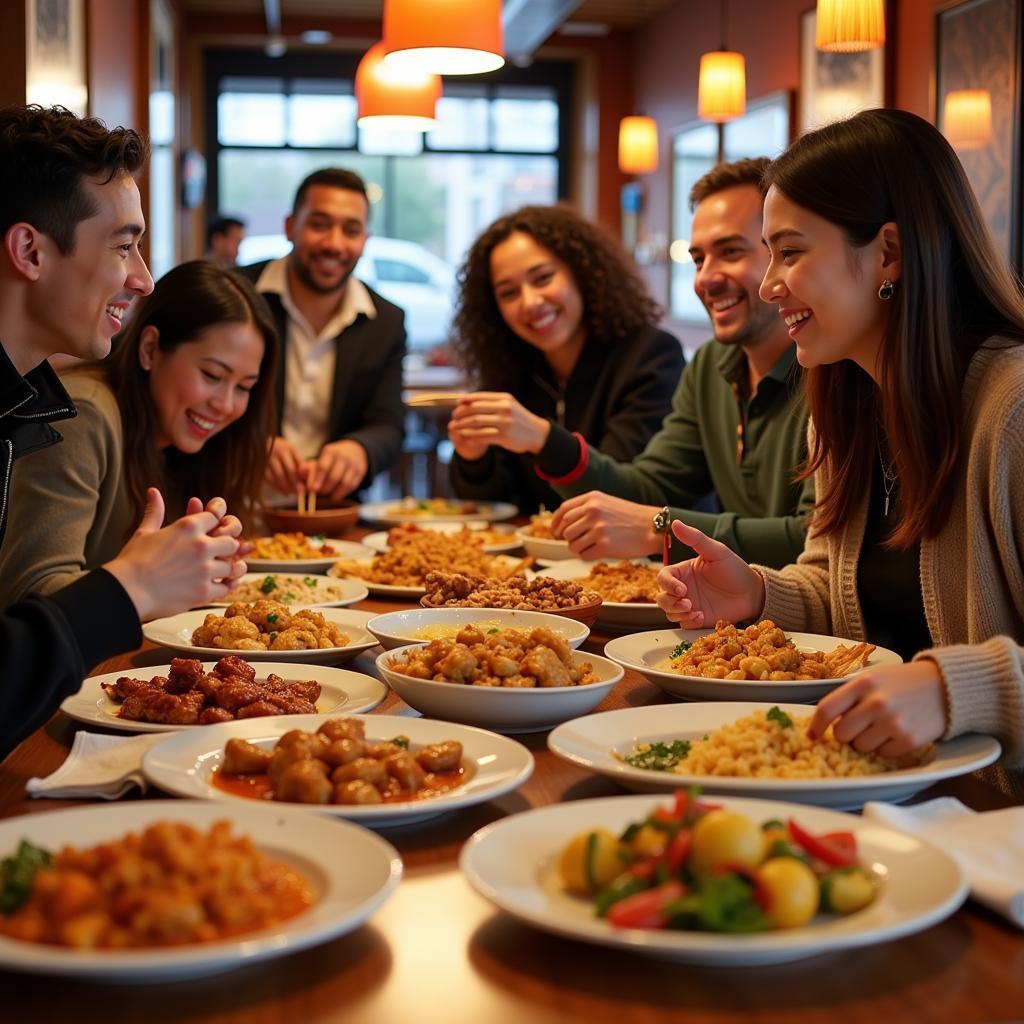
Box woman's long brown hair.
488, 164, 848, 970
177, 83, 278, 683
764, 108, 1024, 548
68, 260, 279, 533
451, 204, 662, 392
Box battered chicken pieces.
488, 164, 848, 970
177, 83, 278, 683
190, 601, 349, 652
579, 561, 661, 603
101, 657, 323, 724
421, 572, 600, 610
387, 626, 598, 688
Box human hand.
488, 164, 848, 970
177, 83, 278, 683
448, 392, 551, 455
104, 489, 247, 621
265, 436, 307, 495
808, 660, 949, 758
184, 496, 250, 559
550, 492, 662, 559
655, 520, 764, 628
447, 414, 491, 462
309, 439, 368, 503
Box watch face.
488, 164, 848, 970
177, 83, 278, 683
653, 506, 671, 532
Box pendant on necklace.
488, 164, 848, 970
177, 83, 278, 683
884, 493, 890, 516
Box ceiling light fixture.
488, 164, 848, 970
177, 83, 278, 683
618, 116, 659, 175
815, 0, 885, 52
356, 42, 442, 130
698, 1, 746, 123
382, 0, 505, 76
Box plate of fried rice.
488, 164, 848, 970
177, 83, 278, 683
547, 702, 1001, 809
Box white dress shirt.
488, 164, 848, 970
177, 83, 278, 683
255, 256, 377, 458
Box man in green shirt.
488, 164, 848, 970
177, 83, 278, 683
544, 158, 812, 568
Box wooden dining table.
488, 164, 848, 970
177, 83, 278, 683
1, 538, 1022, 1022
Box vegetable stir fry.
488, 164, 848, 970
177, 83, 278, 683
558, 792, 877, 932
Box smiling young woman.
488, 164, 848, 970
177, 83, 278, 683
655, 109, 1024, 798
447, 204, 685, 514
0, 260, 280, 605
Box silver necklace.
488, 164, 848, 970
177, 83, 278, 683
877, 438, 897, 516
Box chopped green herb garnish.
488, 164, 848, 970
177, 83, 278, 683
303, 577, 318, 587
266, 612, 279, 624
1, 840, 52, 915
260, 575, 277, 594
391, 735, 410, 749
767, 706, 793, 729
280, 592, 296, 602
312, 534, 326, 543
269, 631, 278, 642
486, 627, 501, 634
622, 739, 691, 772
669, 639, 692, 659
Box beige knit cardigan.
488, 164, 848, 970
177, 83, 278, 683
757, 338, 1024, 782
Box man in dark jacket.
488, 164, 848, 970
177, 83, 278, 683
0, 105, 247, 758
240, 168, 406, 503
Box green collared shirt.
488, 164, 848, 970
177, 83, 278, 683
548, 339, 814, 568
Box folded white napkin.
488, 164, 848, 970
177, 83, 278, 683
26, 731, 169, 800
864, 797, 1024, 929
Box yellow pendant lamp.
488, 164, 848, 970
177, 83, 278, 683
816, 0, 886, 53
383, 0, 505, 76
356, 42, 442, 130
698, 1, 746, 123
618, 115, 659, 175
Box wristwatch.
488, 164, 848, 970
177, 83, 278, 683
652, 506, 672, 564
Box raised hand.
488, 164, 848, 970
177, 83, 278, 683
104, 489, 247, 622
264, 436, 307, 495
655, 520, 765, 628
448, 392, 551, 455
550, 492, 662, 559
808, 661, 948, 757
308, 439, 368, 503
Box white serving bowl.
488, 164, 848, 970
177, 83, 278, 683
366, 606, 590, 651
375, 643, 623, 733
515, 531, 575, 561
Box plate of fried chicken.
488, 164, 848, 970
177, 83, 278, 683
61, 656, 388, 733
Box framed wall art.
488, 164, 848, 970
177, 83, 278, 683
798, 7, 885, 134
935, 0, 1022, 268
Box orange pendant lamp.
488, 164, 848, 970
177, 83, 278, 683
698, 1, 745, 123
383, 0, 505, 76
356, 42, 441, 130
943, 89, 993, 151
815, 0, 886, 53
618, 116, 659, 175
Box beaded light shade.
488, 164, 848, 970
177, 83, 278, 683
816, 0, 886, 53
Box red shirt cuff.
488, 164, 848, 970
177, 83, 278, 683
534, 432, 589, 485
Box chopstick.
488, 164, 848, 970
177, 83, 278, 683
296, 490, 318, 515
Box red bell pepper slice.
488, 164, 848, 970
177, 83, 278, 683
606, 880, 686, 930
788, 820, 857, 868
665, 829, 692, 874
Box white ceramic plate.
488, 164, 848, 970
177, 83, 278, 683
246, 539, 375, 574
142, 607, 381, 665
376, 644, 623, 734
534, 559, 669, 629
460, 793, 967, 966
604, 629, 904, 703
359, 500, 518, 526
516, 532, 574, 561
142, 714, 534, 827
330, 554, 527, 599
0, 800, 401, 980
366, 606, 590, 651
361, 525, 521, 554
206, 572, 368, 609
547, 703, 1002, 810
61, 662, 388, 734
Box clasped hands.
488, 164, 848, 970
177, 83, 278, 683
266, 436, 368, 504
655, 519, 949, 759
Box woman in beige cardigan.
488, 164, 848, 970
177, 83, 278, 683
656, 109, 1024, 788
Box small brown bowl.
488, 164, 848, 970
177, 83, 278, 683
419, 595, 603, 628
262, 501, 359, 537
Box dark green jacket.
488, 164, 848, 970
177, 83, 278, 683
538, 340, 813, 568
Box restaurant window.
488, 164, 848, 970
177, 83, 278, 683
205, 50, 571, 350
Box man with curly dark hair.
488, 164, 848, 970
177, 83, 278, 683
547, 158, 813, 568
447, 204, 684, 513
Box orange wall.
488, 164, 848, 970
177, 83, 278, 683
88, 0, 145, 130
632, 0, 935, 342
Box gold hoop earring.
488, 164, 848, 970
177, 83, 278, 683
878, 279, 895, 301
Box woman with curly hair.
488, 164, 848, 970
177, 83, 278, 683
0, 260, 279, 604
447, 204, 683, 513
